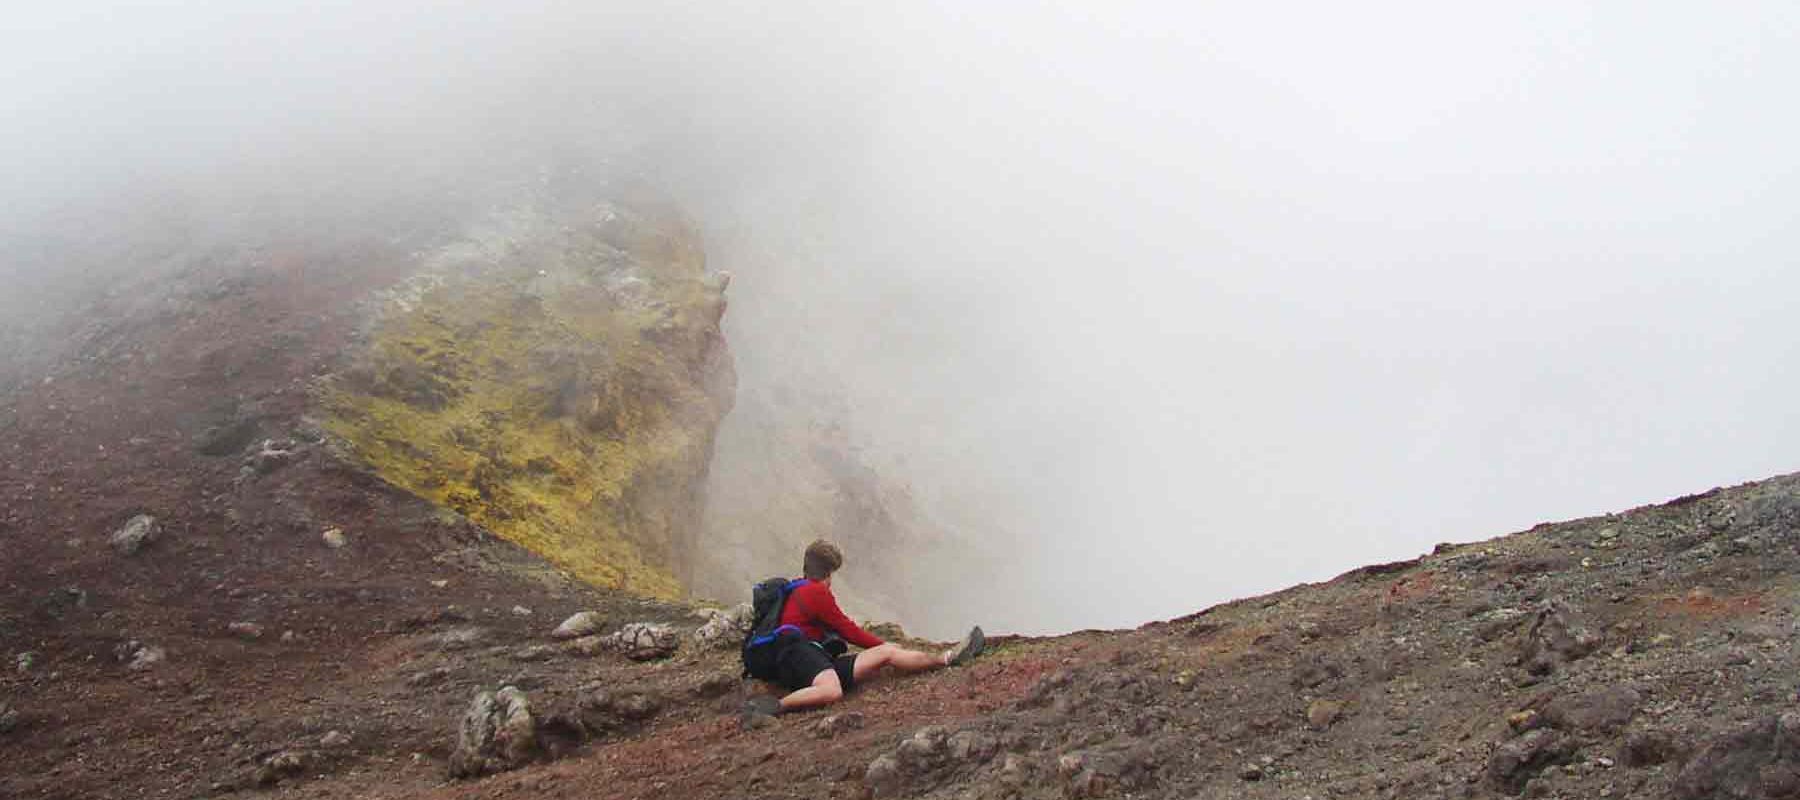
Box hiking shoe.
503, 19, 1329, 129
740, 694, 782, 728
944, 625, 986, 666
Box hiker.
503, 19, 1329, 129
742, 540, 984, 719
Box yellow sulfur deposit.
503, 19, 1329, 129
318, 202, 734, 598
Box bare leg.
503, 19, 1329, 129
778, 667, 844, 711
852, 642, 947, 685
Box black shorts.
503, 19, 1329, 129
775, 640, 857, 692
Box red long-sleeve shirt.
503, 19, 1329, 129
778, 580, 885, 649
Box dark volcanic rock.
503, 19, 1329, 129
1488, 728, 1576, 794
1291, 657, 1344, 689
1518, 601, 1600, 675
1621, 727, 1684, 767
1674, 713, 1800, 800
1543, 685, 1641, 735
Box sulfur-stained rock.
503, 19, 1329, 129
318, 203, 735, 601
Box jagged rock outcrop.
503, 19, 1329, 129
319, 198, 735, 598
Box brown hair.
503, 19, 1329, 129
802, 539, 844, 580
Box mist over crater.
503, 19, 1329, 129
5, 2, 1799, 637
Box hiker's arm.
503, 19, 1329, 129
814, 589, 885, 649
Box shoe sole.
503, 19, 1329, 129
950, 626, 986, 666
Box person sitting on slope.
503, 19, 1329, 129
743, 539, 985, 719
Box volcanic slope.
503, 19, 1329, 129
4, 195, 1800, 799
315, 471, 1800, 800
8, 346, 1800, 800
300, 471, 1799, 800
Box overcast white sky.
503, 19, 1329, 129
4, 2, 1797, 633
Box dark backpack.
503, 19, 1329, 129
741, 576, 809, 679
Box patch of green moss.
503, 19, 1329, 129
319, 207, 731, 599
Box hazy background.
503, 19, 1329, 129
4, 2, 1797, 635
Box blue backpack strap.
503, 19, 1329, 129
748, 624, 802, 648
